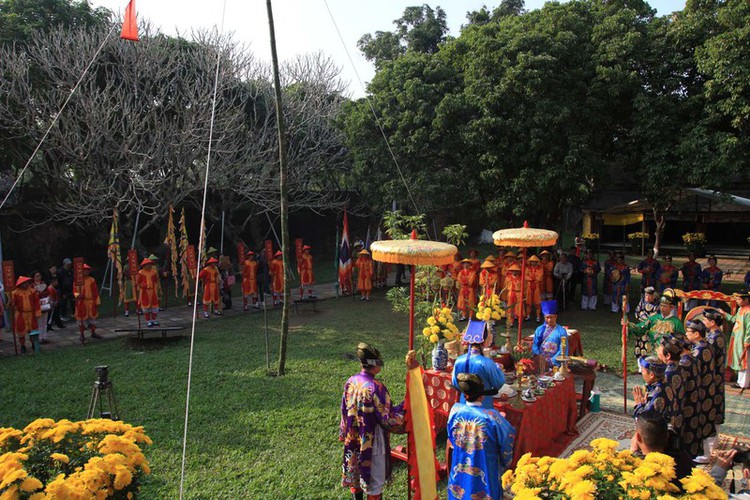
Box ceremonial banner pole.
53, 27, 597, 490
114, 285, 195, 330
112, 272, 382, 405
622, 295, 629, 413
3, 261, 17, 355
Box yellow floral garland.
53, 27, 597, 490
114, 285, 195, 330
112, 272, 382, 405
422, 307, 459, 344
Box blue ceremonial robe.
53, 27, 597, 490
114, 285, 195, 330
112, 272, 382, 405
447, 402, 515, 500
707, 328, 726, 425
532, 323, 568, 367
453, 347, 506, 410
633, 380, 673, 422
692, 340, 718, 441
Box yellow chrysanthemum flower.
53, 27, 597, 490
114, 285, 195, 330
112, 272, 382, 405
19, 476, 43, 492
422, 327, 431, 337
50, 453, 70, 464
429, 334, 439, 343
427, 317, 436, 326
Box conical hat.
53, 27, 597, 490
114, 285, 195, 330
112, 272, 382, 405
508, 264, 521, 272
480, 260, 496, 269
527, 255, 541, 263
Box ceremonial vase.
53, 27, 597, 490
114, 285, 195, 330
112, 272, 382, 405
431, 340, 448, 371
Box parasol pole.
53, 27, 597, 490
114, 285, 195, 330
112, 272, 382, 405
622, 295, 628, 413
517, 222, 530, 344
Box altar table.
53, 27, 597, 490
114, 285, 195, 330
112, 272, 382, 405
424, 368, 578, 466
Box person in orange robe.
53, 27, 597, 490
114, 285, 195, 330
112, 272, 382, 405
506, 264, 523, 326
479, 259, 498, 298
269, 250, 285, 306
11, 276, 41, 353
242, 251, 259, 310
457, 259, 478, 321
137, 258, 161, 327
524, 255, 544, 322
540, 250, 555, 300
500, 251, 517, 301
199, 257, 222, 317
74, 264, 101, 344
355, 249, 374, 301
468, 249, 481, 275
298, 245, 315, 300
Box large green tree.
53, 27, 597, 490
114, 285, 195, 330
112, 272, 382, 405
0, 0, 109, 46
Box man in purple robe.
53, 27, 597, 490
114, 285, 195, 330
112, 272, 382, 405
339, 343, 414, 500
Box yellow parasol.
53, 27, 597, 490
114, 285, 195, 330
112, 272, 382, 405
371, 230, 454, 500
493, 221, 559, 342
371, 231, 457, 349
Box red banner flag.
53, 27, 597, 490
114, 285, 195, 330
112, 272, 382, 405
237, 242, 246, 271
127, 249, 139, 277
120, 0, 139, 41
2, 261, 15, 292
264, 240, 273, 263
73, 257, 85, 287
295, 238, 303, 266
186, 245, 197, 271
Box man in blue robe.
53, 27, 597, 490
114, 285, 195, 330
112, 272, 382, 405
532, 300, 568, 368
448, 373, 515, 500
452, 319, 505, 410
633, 356, 673, 421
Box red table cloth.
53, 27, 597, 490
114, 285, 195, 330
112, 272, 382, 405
424, 369, 578, 466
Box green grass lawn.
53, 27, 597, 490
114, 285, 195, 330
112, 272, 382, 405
1, 265, 740, 498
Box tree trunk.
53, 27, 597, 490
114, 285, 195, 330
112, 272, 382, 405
652, 208, 666, 258
267, 0, 291, 376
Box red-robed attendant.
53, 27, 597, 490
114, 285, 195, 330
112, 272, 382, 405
524, 255, 544, 322
199, 257, 221, 317
11, 276, 41, 353
479, 259, 498, 298
75, 264, 101, 344
506, 264, 523, 326
457, 258, 478, 321
269, 250, 285, 307
242, 251, 259, 310
298, 245, 314, 300
137, 258, 161, 327
355, 249, 374, 301
540, 250, 555, 301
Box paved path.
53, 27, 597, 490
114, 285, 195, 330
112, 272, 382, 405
0, 278, 351, 356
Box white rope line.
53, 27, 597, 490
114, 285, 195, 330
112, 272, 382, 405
321, 0, 422, 217
0, 23, 118, 211
178, 0, 229, 496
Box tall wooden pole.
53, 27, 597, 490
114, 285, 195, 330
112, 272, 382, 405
622, 295, 629, 413
266, 0, 292, 376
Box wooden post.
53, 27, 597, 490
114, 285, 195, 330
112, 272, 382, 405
622, 295, 629, 414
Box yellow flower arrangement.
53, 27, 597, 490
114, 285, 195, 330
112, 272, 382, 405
475, 293, 505, 322
628, 232, 649, 241
681, 233, 707, 245
421, 307, 459, 344
0, 418, 151, 499
502, 438, 728, 500
582, 233, 600, 241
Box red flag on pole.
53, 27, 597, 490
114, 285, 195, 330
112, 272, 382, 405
121, 0, 139, 41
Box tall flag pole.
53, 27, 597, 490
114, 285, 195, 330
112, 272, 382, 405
120, 0, 139, 41
164, 205, 179, 296
107, 209, 124, 306
338, 211, 351, 295
334, 225, 339, 297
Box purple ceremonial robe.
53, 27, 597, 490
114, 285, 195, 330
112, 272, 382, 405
339, 370, 405, 490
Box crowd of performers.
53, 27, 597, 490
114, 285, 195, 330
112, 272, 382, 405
436, 246, 742, 322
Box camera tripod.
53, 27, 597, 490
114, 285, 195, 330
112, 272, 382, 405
87, 379, 120, 420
